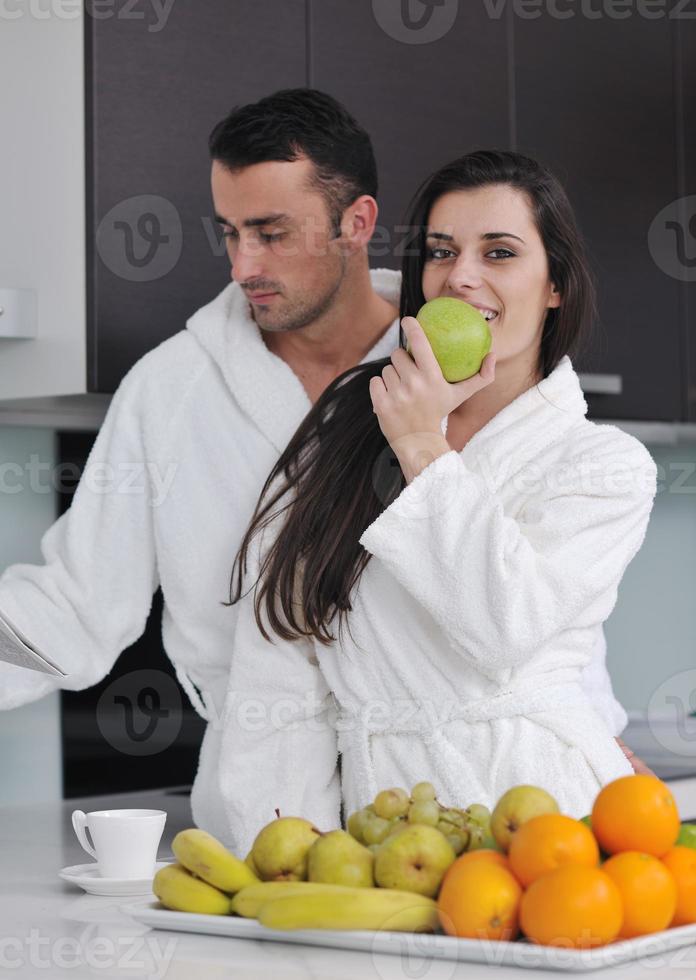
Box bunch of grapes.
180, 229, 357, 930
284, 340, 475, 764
346, 782, 493, 856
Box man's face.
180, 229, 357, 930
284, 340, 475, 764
211, 157, 348, 333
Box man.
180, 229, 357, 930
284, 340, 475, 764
0, 89, 647, 833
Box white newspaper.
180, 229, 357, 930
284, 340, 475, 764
0, 606, 66, 676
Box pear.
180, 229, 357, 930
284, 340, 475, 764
409, 297, 492, 382
307, 830, 374, 888
491, 785, 559, 852
250, 816, 321, 881
374, 824, 456, 898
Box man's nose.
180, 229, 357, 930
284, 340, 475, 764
229, 240, 265, 284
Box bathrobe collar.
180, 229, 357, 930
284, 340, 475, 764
186, 268, 401, 454
458, 354, 590, 490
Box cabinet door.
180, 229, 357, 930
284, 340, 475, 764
679, 16, 696, 421
87, 1, 307, 393
514, 8, 682, 421
310, 0, 510, 272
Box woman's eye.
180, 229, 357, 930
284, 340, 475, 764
426, 247, 454, 260
487, 248, 515, 259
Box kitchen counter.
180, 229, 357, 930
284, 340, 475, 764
2, 783, 696, 979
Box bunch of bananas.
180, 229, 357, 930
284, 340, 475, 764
153, 828, 438, 932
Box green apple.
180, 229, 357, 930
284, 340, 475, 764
307, 829, 374, 888
374, 824, 456, 897
677, 823, 696, 850
250, 816, 321, 881
490, 785, 559, 852
408, 297, 493, 382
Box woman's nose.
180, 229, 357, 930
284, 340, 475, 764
446, 255, 483, 292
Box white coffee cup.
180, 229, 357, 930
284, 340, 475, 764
71, 808, 166, 879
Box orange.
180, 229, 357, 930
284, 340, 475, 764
661, 847, 696, 926
591, 775, 680, 857
602, 851, 677, 938
445, 849, 510, 873
437, 854, 522, 941
519, 865, 623, 949
508, 814, 599, 887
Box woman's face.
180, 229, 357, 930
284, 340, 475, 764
421, 184, 560, 379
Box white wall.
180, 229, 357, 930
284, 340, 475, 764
606, 442, 696, 715
0, 4, 86, 398
0, 426, 62, 804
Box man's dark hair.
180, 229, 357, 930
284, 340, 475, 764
208, 88, 378, 234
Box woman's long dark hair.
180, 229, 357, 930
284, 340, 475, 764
224, 149, 598, 645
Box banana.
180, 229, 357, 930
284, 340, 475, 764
153, 863, 233, 915
232, 881, 357, 918
257, 888, 439, 933
172, 828, 259, 894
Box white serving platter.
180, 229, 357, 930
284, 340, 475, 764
120, 900, 696, 973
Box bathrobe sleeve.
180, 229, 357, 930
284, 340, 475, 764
216, 595, 341, 855
0, 360, 160, 710
359, 433, 657, 676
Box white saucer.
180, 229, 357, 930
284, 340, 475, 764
59, 862, 169, 897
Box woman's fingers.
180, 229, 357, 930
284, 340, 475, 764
448, 352, 497, 400
381, 363, 400, 392
400, 317, 441, 377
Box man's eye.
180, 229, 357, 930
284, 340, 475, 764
221, 230, 237, 239
261, 233, 285, 243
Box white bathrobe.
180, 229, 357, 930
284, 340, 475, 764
216, 354, 657, 855
0, 270, 633, 840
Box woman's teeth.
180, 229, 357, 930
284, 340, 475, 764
482, 310, 498, 321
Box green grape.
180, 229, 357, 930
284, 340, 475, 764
367, 843, 382, 855
411, 781, 437, 803
440, 808, 466, 830
465, 803, 491, 826
446, 833, 467, 856
373, 788, 410, 820
466, 824, 487, 851
363, 815, 391, 845
408, 800, 440, 827
347, 809, 367, 843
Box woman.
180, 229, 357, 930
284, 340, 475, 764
217, 150, 657, 855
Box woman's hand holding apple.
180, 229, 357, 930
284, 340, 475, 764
368, 316, 496, 484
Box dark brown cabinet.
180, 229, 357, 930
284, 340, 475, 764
309, 0, 510, 266
513, 8, 684, 422
86, 0, 307, 392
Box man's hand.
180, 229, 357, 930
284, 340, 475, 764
615, 737, 656, 777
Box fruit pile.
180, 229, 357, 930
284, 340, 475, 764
153, 775, 696, 948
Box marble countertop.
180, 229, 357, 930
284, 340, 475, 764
2, 783, 696, 979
